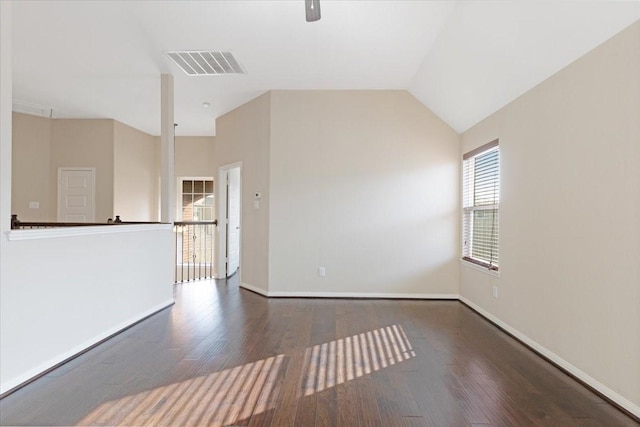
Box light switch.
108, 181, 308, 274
29, 201, 39, 209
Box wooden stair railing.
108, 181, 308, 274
10, 214, 161, 230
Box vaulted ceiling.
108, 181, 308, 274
12, 1, 640, 136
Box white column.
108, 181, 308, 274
160, 74, 175, 224
0, 1, 14, 388
1, 1, 13, 235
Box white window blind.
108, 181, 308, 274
463, 140, 499, 270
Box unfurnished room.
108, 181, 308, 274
0, 1, 639, 426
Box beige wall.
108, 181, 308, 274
49, 119, 114, 221
13, 117, 167, 222
114, 121, 159, 221
11, 113, 51, 221
269, 91, 460, 295
460, 21, 640, 412
175, 136, 216, 178
214, 90, 460, 295
214, 92, 271, 290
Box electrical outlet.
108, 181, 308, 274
318, 266, 326, 277
492, 285, 498, 299
29, 201, 39, 209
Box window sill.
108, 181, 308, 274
461, 259, 500, 278
5, 223, 172, 241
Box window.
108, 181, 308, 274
179, 178, 215, 221
462, 140, 500, 270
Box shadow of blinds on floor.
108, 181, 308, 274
77, 325, 415, 426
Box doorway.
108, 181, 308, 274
57, 167, 96, 222
217, 163, 241, 278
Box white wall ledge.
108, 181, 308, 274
460, 259, 500, 277
5, 223, 172, 241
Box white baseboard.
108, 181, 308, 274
459, 296, 640, 419
0, 299, 174, 395
240, 282, 269, 296
240, 283, 458, 300
268, 291, 459, 299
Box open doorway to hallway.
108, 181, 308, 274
217, 163, 241, 279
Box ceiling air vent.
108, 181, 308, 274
167, 51, 246, 76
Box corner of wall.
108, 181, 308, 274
214, 91, 272, 293
458, 21, 640, 415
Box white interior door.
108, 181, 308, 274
58, 168, 96, 222
226, 167, 241, 276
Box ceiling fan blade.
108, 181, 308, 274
305, 0, 321, 22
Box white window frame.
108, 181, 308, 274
176, 176, 215, 221
462, 139, 500, 271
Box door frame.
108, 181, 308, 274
57, 167, 96, 222
216, 162, 242, 279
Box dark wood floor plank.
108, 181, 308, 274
1, 277, 637, 427
315, 387, 338, 427
335, 305, 362, 427
293, 393, 317, 427
402, 416, 429, 427
336, 380, 360, 427
405, 372, 471, 427
355, 378, 383, 427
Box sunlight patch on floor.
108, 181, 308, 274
301, 324, 415, 396
76, 324, 415, 426
77, 355, 284, 426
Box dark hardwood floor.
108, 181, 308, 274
1, 277, 637, 426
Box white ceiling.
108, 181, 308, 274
12, 1, 640, 136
